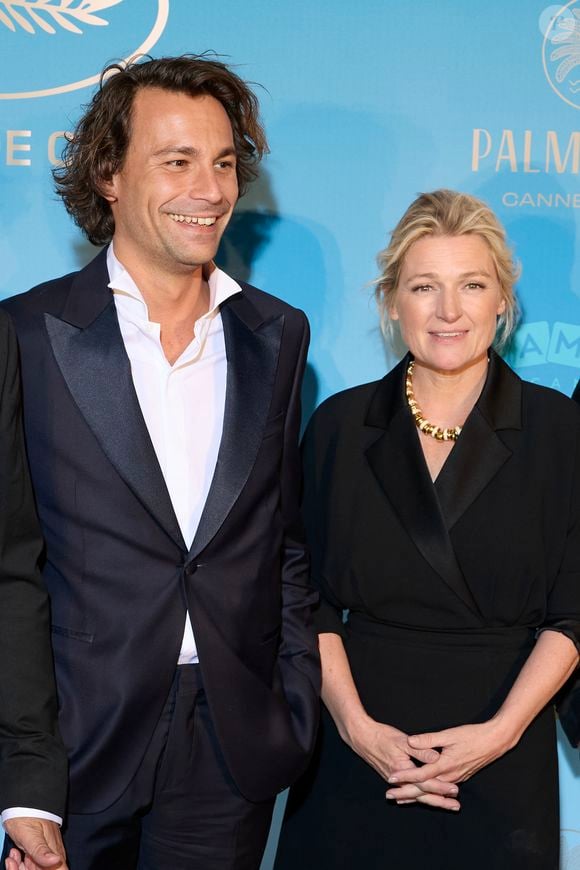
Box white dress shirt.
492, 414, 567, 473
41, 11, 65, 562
108, 245, 241, 663
1, 248, 242, 828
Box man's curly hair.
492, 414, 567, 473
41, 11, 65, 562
53, 55, 268, 246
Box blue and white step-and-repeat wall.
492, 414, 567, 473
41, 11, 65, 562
1, 1, 580, 866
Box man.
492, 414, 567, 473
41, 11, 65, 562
2, 56, 320, 869
0, 311, 68, 870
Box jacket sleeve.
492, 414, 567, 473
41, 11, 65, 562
0, 310, 68, 815
277, 311, 321, 759
550, 402, 580, 746
300, 402, 349, 639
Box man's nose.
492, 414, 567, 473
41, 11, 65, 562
188, 165, 224, 205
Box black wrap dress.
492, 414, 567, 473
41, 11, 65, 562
275, 352, 580, 870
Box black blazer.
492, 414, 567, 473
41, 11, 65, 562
303, 353, 580, 736
0, 310, 67, 815
4, 249, 320, 812
564, 378, 580, 743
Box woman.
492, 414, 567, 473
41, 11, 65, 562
275, 190, 580, 869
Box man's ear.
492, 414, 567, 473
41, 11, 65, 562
99, 176, 118, 204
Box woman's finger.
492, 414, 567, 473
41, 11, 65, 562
387, 790, 460, 811
386, 778, 458, 800
415, 792, 461, 811
408, 746, 440, 765
408, 731, 448, 750
388, 759, 450, 784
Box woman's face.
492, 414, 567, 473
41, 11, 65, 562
390, 233, 506, 374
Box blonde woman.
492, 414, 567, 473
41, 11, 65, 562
275, 190, 580, 869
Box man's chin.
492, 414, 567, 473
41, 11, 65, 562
163, 241, 223, 271
161, 251, 219, 273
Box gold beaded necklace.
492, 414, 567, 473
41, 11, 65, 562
405, 360, 463, 442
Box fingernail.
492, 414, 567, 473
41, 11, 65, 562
388, 776, 398, 783
385, 791, 395, 799
449, 787, 458, 795
452, 805, 460, 811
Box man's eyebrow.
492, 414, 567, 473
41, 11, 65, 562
152, 146, 200, 158
215, 147, 237, 160
152, 146, 237, 159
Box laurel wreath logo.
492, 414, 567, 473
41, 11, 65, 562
0, 0, 122, 35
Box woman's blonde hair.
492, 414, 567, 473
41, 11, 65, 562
375, 189, 520, 349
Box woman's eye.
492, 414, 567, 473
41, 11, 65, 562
411, 284, 432, 293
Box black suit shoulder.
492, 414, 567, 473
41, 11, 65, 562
305, 379, 382, 441
301, 380, 383, 499
522, 377, 580, 413
5, 270, 77, 310
237, 280, 309, 349
2, 270, 78, 331
238, 279, 306, 321
520, 378, 580, 438
234, 280, 310, 360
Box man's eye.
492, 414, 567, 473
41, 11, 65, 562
168, 159, 187, 167
216, 160, 234, 169
411, 284, 432, 293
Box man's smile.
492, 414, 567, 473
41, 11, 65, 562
167, 213, 218, 225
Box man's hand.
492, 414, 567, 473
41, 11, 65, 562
3, 818, 67, 870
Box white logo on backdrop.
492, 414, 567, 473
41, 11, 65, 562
0, 0, 169, 99
0, 0, 120, 35
542, 2, 580, 109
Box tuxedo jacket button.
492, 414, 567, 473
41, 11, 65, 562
184, 563, 198, 576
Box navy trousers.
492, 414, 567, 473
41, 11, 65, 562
4, 665, 275, 870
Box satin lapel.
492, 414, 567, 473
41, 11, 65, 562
434, 411, 511, 531
365, 360, 482, 617
434, 351, 521, 532
189, 298, 283, 558
45, 299, 185, 551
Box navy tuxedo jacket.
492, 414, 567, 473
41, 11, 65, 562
4, 249, 320, 812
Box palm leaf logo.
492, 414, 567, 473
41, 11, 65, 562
0, 0, 122, 35
550, 7, 580, 83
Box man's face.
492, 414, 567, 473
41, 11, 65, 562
104, 87, 239, 273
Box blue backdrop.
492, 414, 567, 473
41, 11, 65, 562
1, 1, 580, 865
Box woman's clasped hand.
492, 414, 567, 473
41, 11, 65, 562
347, 716, 461, 810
